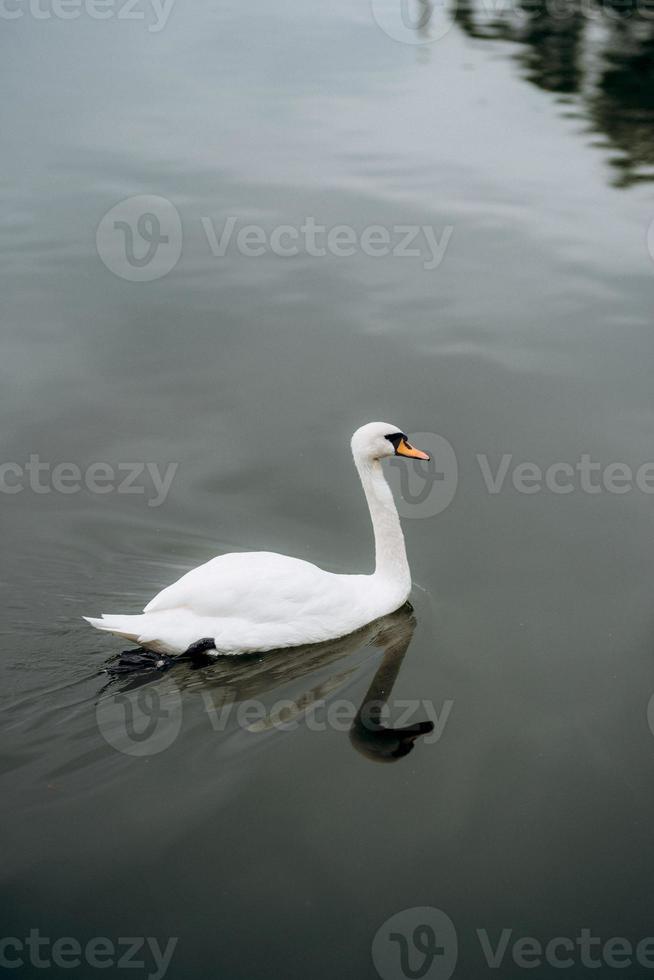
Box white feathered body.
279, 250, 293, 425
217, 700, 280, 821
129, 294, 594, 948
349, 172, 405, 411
86, 551, 410, 656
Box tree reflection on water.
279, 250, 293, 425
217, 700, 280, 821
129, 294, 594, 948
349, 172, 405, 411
454, 0, 654, 187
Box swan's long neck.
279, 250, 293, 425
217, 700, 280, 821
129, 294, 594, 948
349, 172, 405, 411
355, 455, 410, 589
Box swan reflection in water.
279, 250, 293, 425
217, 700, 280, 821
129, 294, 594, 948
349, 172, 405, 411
101, 605, 434, 763
347, 608, 435, 762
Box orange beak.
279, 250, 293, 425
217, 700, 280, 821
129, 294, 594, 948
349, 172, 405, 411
395, 438, 430, 461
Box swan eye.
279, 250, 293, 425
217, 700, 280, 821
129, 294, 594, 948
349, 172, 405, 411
385, 432, 406, 450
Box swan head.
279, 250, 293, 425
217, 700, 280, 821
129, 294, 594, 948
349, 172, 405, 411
351, 422, 430, 463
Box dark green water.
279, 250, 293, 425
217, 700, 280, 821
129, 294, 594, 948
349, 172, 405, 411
2, 0, 654, 977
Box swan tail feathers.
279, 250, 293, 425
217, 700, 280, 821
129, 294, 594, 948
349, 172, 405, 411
84, 613, 189, 655
83, 614, 145, 644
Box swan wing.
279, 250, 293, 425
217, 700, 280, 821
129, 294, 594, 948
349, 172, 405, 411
143, 551, 348, 623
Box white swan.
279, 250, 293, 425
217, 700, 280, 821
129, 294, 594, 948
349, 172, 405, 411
85, 422, 430, 657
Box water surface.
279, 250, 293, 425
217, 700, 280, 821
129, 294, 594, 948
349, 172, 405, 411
2, 0, 654, 977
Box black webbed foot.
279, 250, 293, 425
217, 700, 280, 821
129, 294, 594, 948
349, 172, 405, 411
103, 648, 175, 675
